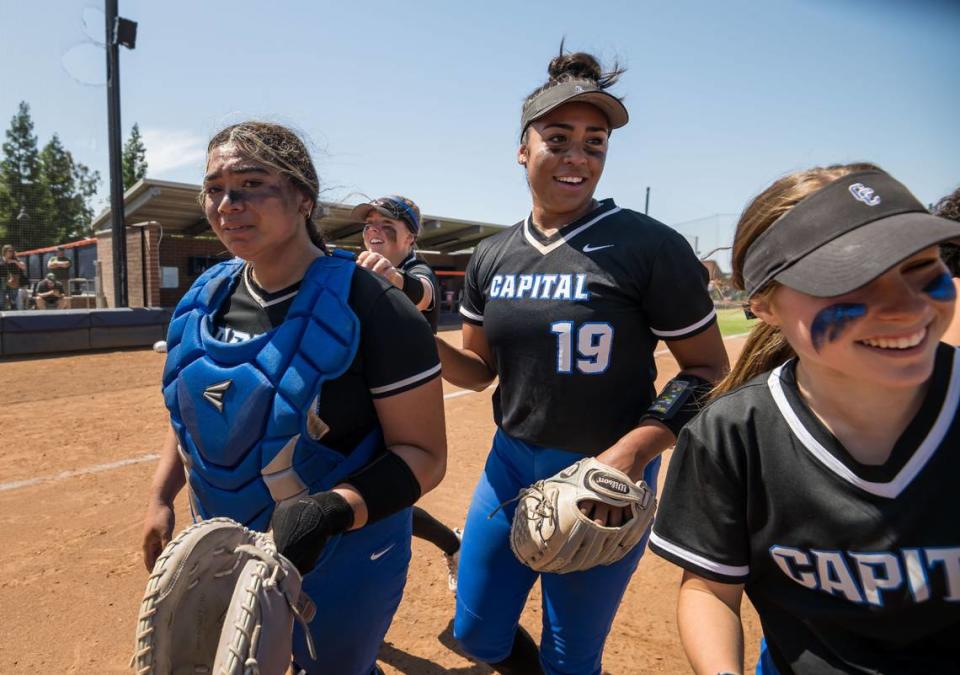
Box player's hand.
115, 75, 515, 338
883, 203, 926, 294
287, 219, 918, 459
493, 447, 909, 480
271, 491, 355, 574
142, 499, 175, 571
579, 500, 632, 527
356, 251, 402, 288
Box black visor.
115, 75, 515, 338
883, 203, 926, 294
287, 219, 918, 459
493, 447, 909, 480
742, 170, 960, 297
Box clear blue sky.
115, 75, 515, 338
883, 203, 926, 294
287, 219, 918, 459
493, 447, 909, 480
2, 0, 958, 269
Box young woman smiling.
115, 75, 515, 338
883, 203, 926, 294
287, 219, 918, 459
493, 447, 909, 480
650, 164, 960, 674
437, 48, 728, 674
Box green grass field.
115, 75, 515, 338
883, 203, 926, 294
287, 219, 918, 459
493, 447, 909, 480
716, 307, 756, 337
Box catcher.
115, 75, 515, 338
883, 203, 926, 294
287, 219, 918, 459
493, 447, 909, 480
436, 46, 728, 674
139, 121, 446, 675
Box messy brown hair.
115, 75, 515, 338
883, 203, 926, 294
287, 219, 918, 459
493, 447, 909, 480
712, 162, 883, 398
521, 44, 625, 143
202, 122, 326, 250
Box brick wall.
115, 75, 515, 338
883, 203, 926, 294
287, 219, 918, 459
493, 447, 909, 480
96, 222, 163, 308
158, 235, 231, 307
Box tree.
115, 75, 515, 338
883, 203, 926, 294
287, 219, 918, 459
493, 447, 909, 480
0, 102, 44, 247
122, 122, 148, 190
71, 162, 100, 238
0, 102, 102, 249
38, 136, 102, 243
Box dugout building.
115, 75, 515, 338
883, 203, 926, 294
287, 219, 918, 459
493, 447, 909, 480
88, 178, 504, 314
0, 178, 505, 356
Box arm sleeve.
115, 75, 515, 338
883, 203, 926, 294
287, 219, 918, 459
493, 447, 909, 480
357, 281, 440, 399
458, 249, 485, 325
404, 261, 437, 311
649, 417, 751, 584
641, 231, 717, 340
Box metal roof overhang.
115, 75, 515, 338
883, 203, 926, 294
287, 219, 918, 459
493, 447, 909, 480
92, 178, 505, 253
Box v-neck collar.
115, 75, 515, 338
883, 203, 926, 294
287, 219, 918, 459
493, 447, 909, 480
243, 263, 302, 308
522, 198, 620, 256
767, 345, 959, 499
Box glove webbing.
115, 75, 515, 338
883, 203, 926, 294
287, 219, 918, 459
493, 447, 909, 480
231, 544, 317, 663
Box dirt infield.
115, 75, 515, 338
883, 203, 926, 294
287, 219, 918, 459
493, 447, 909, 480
0, 331, 760, 674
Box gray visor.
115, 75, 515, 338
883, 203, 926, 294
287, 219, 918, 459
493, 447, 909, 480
520, 79, 628, 138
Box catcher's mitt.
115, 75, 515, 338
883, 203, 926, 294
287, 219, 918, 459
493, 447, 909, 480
508, 457, 656, 574
132, 517, 316, 675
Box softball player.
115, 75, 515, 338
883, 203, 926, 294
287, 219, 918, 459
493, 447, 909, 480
139, 122, 447, 675
437, 49, 729, 674
650, 165, 960, 674
352, 194, 463, 589
933, 187, 960, 345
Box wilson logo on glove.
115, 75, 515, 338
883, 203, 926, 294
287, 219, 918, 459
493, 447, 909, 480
587, 471, 630, 496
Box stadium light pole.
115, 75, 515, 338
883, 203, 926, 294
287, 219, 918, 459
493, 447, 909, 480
104, 0, 137, 307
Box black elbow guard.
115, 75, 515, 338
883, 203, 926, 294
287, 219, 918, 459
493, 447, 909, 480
400, 272, 426, 305
346, 451, 422, 524
640, 373, 713, 438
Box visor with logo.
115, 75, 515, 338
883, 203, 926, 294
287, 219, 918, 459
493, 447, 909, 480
743, 170, 960, 297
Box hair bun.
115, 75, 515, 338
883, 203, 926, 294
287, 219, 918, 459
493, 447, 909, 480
545, 47, 624, 90
547, 52, 603, 83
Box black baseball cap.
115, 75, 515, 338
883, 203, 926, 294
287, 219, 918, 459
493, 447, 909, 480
350, 195, 421, 236
742, 170, 960, 297
520, 79, 629, 139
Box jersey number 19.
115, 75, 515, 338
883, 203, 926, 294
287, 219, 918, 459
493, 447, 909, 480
550, 321, 613, 374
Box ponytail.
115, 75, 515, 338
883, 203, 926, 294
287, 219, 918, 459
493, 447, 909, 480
712, 316, 795, 399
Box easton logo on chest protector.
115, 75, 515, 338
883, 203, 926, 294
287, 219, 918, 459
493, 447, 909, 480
202, 380, 232, 413
588, 470, 629, 495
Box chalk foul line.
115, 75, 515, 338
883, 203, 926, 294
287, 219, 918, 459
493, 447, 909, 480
1, 333, 749, 493
0, 453, 160, 492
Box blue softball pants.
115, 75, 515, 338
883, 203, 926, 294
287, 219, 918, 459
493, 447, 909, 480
292, 507, 412, 674
756, 638, 780, 674
453, 429, 661, 675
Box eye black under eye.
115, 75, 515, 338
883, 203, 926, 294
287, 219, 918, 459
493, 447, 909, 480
906, 258, 938, 272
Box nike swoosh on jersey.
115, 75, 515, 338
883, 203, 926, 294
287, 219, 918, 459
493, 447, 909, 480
370, 543, 396, 561
582, 243, 615, 253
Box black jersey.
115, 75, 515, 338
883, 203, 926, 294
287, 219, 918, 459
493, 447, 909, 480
213, 262, 440, 455
399, 252, 439, 334
650, 345, 960, 674
460, 198, 715, 454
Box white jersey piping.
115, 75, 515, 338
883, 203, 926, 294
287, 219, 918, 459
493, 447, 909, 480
459, 306, 483, 322
766, 349, 959, 499
369, 362, 442, 396
649, 531, 750, 578
650, 307, 717, 338
522, 206, 622, 256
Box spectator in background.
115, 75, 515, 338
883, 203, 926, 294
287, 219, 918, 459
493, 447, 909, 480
1, 244, 27, 310
47, 247, 72, 295
35, 272, 64, 310
934, 187, 960, 344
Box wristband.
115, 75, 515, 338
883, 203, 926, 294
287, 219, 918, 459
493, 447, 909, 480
400, 271, 426, 305
639, 373, 712, 438
346, 451, 422, 524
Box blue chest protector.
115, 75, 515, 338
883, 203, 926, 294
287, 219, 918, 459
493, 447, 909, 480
161, 251, 382, 531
